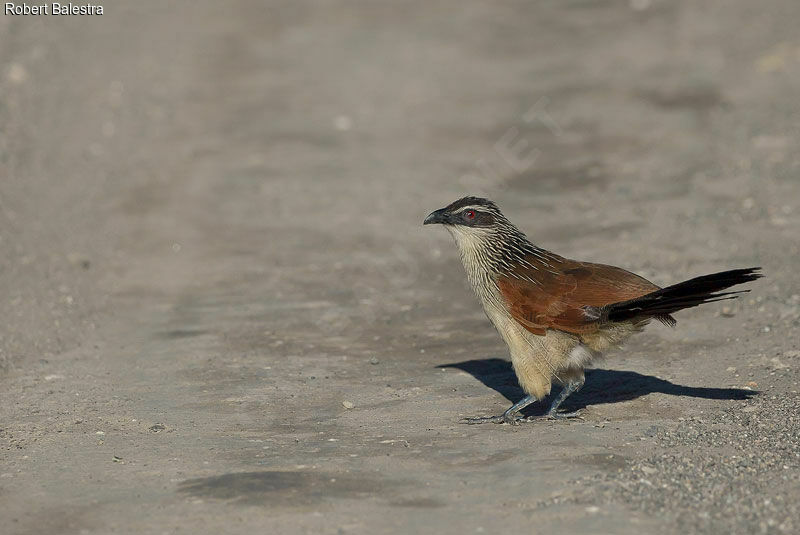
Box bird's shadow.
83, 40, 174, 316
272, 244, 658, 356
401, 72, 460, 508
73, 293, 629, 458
438, 358, 756, 416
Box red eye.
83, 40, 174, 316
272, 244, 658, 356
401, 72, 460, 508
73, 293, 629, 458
465, 210, 476, 220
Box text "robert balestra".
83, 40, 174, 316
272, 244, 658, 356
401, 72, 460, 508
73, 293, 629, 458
5, 3, 104, 15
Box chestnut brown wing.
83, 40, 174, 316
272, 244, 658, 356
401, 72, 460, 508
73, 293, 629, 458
496, 259, 660, 336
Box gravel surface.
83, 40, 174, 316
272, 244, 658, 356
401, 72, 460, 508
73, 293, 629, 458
1, 1, 799, 534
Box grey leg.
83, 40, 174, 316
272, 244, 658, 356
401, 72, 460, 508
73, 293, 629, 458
462, 394, 537, 425
543, 377, 585, 419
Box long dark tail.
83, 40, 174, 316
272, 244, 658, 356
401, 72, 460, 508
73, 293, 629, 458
604, 267, 763, 326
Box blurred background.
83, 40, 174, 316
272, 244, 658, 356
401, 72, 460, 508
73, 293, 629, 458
1, 1, 799, 534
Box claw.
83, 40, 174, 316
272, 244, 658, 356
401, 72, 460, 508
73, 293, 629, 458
460, 415, 505, 425
460, 412, 529, 425
548, 409, 583, 420
524, 409, 584, 422
504, 413, 522, 425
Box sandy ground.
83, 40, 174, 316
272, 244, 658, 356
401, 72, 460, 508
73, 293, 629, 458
2, 1, 800, 534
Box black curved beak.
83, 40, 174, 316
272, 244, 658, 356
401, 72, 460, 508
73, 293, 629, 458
423, 208, 448, 225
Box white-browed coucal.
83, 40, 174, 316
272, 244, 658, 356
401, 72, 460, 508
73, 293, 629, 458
424, 196, 762, 425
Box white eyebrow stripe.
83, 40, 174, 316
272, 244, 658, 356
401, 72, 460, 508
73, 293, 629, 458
454, 205, 489, 213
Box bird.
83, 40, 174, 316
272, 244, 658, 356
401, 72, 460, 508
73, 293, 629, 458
423, 196, 763, 425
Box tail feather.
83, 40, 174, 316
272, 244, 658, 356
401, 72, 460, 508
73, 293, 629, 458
604, 267, 763, 325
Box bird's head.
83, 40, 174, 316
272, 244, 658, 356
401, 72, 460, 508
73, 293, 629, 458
423, 196, 519, 258
424, 196, 542, 275
423, 196, 504, 229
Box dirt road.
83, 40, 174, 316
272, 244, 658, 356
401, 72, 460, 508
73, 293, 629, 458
2, 1, 799, 533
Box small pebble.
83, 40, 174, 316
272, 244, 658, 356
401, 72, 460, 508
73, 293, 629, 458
342, 401, 354, 409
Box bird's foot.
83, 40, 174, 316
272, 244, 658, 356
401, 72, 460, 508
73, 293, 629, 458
460, 412, 523, 425
531, 409, 583, 421
460, 415, 503, 425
